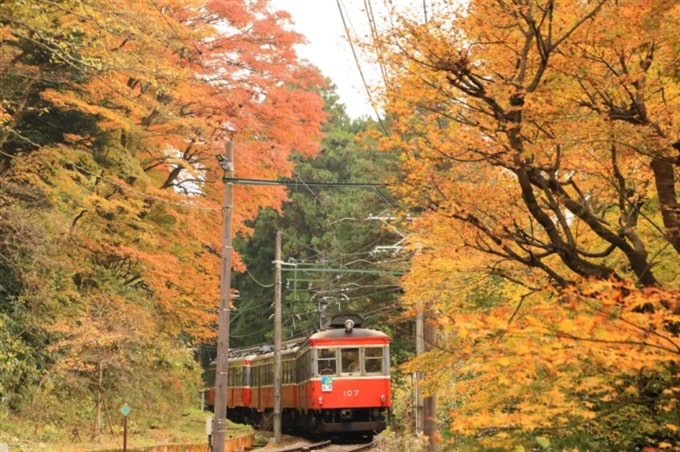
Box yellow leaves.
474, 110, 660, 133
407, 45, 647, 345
456, 325, 470, 340
379, 0, 680, 293
404, 273, 680, 437
0, 106, 10, 124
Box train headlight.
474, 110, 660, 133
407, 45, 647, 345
344, 319, 354, 333
380, 394, 386, 405
318, 396, 324, 406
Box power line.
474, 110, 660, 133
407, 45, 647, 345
336, 0, 387, 131
222, 176, 397, 207
363, 0, 390, 88
281, 266, 402, 276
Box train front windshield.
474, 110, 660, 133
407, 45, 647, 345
317, 348, 337, 375
341, 348, 359, 373
364, 347, 384, 374
316, 346, 388, 376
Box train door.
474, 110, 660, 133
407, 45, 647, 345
297, 349, 311, 410
252, 364, 262, 412
243, 363, 252, 406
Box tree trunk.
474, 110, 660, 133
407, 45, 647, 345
651, 156, 680, 254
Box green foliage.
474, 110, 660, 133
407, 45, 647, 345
386, 368, 418, 433
230, 84, 404, 346
0, 312, 41, 411
0, 191, 68, 410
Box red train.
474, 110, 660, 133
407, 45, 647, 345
207, 314, 391, 437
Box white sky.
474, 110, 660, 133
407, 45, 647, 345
269, 0, 410, 119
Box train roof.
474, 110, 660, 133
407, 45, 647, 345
309, 313, 388, 341
227, 336, 307, 360
328, 313, 364, 328
215, 314, 388, 363
309, 327, 388, 340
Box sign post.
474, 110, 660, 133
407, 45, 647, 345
206, 415, 214, 450
121, 403, 131, 452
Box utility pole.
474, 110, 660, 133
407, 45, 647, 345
416, 304, 436, 450
415, 308, 424, 435
414, 241, 436, 450
423, 308, 437, 451
212, 140, 234, 452
273, 230, 283, 444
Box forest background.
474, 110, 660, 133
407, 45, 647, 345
1, 1, 680, 451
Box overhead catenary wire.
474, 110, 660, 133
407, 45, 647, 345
336, 0, 431, 126
363, 0, 390, 89
48, 157, 399, 217
222, 176, 397, 207
335, 0, 387, 132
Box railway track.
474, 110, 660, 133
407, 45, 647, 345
263, 438, 375, 452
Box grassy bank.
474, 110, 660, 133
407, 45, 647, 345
0, 408, 253, 452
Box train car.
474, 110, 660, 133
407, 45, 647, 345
207, 314, 391, 438
294, 313, 391, 436
206, 349, 256, 424
249, 338, 306, 415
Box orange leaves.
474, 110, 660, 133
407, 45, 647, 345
6, 0, 327, 335
0, 0, 332, 428
376, 0, 680, 437
420, 278, 680, 436
378, 0, 680, 287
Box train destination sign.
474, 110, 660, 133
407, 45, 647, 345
321, 376, 333, 392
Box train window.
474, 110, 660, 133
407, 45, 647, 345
284, 360, 294, 384
296, 355, 303, 381
243, 366, 250, 387
341, 348, 360, 373
282, 361, 288, 384
317, 348, 337, 376
265, 362, 273, 385
205, 366, 216, 388
303, 350, 312, 380
228, 365, 239, 386
297, 350, 310, 381
365, 347, 384, 374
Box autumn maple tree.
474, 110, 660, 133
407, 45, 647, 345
0, 0, 326, 433
371, 0, 680, 448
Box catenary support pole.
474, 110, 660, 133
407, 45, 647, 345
415, 308, 423, 435
273, 230, 283, 444
212, 139, 234, 452
416, 304, 437, 450
423, 307, 437, 451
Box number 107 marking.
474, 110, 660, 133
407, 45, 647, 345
343, 389, 359, 397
